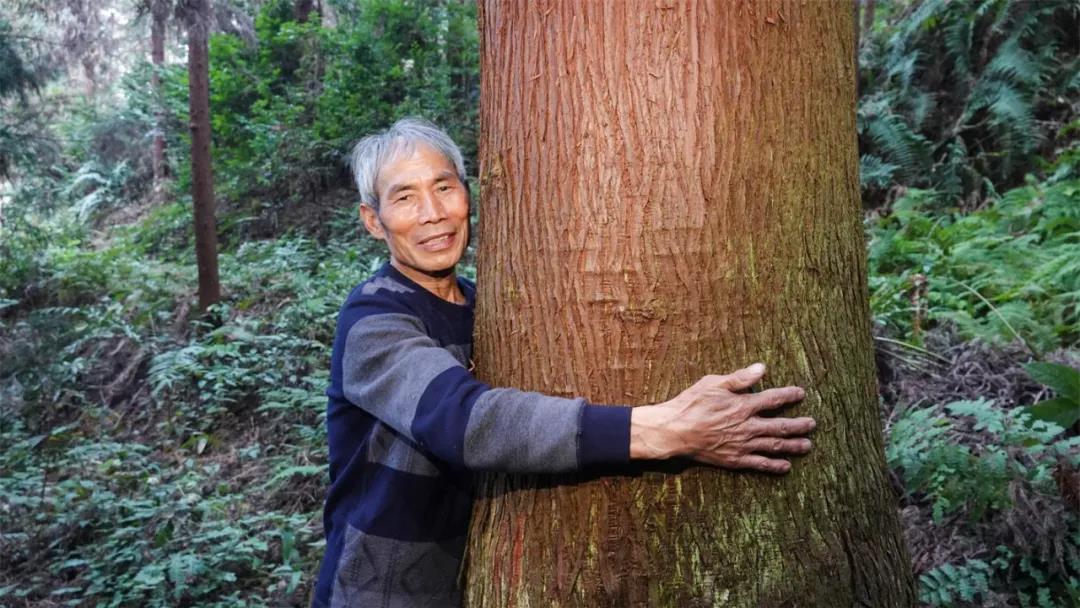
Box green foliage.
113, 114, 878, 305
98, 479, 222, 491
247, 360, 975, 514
919, 559, 992, 607
0, 18, 47, 178
867, 168, 1080, 350
888, 398, 1074, 521
0, 19, 39, 102
859, 0, 1079, 205
0, 227, 359, 603
888, 398, 1080, 604
162, 0, 478, 214
0, 420, 321, 606
148, 314, 326, 432
1024, 362, 1080, 429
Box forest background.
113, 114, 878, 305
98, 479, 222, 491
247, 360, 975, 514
0, 0, 1077, 606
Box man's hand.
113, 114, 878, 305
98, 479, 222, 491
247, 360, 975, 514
629, 363, 815, 474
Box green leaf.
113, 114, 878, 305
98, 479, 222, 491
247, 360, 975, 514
1024, 397, 1079, 430
1024, 362, 1080, 403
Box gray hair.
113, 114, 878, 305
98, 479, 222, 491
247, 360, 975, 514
349, 117, 467, 209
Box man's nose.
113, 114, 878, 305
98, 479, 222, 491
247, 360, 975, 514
418, 190, 447, 224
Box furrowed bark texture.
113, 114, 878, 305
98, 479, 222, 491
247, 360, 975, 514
466, 1, 915, 607
186, 0, 221, 310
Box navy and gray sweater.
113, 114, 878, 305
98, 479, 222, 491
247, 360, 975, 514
313, 263, 632, 607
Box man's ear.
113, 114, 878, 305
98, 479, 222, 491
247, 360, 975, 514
359, 203, 385, 240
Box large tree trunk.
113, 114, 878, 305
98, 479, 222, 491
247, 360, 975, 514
150, 0, 169, 192
186, 0, 220, 310
465, 2, 915, 606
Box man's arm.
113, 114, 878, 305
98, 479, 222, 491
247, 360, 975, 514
342, 309, 628, 472
344, 309, 813, 474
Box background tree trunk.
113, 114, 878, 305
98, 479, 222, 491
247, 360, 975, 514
294, 0, 317, 24
150, 0, 169, 192
186, 0, 220, 310
862, 0, 876, 43
466, 2, 915, 606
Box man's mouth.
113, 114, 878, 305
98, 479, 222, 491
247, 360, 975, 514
418, 231, 457, 251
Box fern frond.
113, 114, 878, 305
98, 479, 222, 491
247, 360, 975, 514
986, 82, 1036, 136
860, 154, 899, 189
965, 79, 1038, 149
918, 559, 993, 606
985, 34, 1048, 87
943, 15, 974, 80
899, 0, 951, 41
865, 112, 934, 181
1068, 65, 1080, 90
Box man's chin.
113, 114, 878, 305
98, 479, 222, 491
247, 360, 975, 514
397, 256, 460, 279
425, 265, 456, 279
425, 246, 466, 278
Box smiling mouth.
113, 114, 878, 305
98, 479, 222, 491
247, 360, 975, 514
418, 231, 457, 250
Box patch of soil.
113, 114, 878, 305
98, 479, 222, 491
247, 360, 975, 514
876, 326, 1078, 410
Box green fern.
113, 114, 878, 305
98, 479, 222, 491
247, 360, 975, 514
864, 110, 934, 181
859, 0, 1077, 205
860, 153, 900, 189
919, 559, 993, 607
942, 16, 973, 81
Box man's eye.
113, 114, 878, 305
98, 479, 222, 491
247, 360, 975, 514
437, 185, 452, 192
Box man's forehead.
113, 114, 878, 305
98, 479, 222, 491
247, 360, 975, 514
377, 144, 457, 192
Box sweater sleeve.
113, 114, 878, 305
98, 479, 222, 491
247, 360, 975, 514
341, 309, 630, 472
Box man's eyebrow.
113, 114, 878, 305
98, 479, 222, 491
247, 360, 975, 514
383, 180, 417, 199
382, 171, 459, 199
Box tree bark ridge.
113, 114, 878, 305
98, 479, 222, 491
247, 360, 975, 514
467, 1, 914, 606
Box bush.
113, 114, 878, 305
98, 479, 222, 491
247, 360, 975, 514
858, 0, 1079, 206
888, 398, 1080, 606
867, 168, 1080, 352
162, 0, 478, 216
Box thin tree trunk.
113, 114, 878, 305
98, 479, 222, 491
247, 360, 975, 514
465, 2, 915, 606
294, 0, 317, 23
151, 0, 169, 192
863, 0, 876, 41
186, 0, 220, 310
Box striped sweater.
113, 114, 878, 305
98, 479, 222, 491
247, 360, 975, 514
313, 263, 631, 607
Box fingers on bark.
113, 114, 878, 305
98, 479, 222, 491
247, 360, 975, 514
750, 416, 817, 437
745, 386, 806, 413
712, 363, 766, 391
736, 454, 791, 474
747, 437, 813, 455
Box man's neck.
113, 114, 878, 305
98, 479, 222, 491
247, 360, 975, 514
390, 260, 464, 305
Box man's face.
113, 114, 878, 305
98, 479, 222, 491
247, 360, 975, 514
360, 144, 469, 281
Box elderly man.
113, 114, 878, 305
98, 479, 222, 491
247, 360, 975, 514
313, 118, 816, 607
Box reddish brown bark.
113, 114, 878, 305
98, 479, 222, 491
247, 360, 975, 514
186, 0, 220, 310
465, 1, 915, 606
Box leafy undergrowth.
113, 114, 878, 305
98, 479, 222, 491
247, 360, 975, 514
868, 171, 1079, 355
878, 329, 1080, 608
870, 150, 1080, 606
0, 204, 385, 605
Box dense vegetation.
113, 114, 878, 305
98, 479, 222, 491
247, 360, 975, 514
1, 0, 1077, 606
